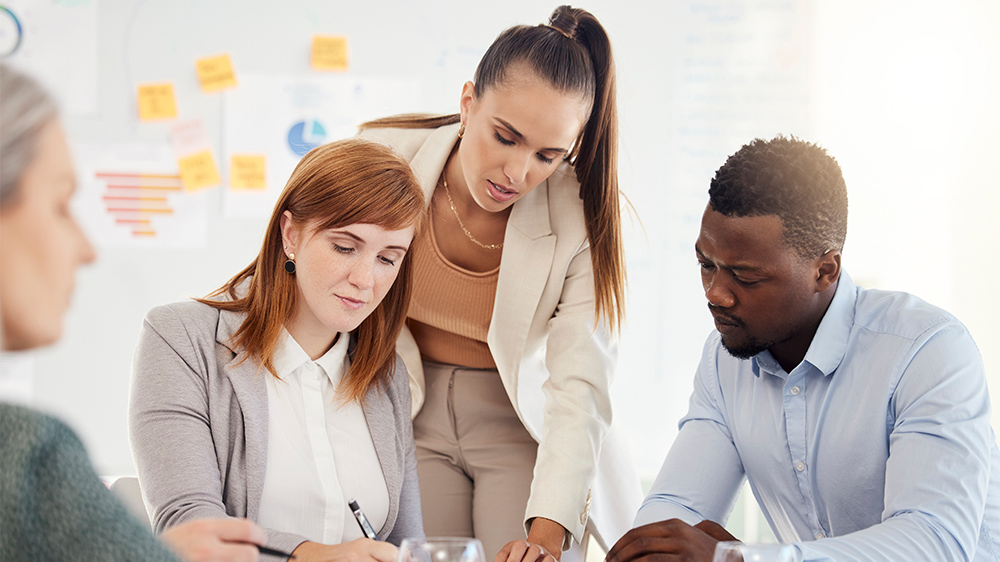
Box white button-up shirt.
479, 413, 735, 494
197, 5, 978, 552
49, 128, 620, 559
257, 330, 389, 544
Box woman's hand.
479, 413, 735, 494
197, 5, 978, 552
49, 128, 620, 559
493, 541, 557, 562
292, 538, 398, 562
160, 518, 266, 562
494, 518, 565, 562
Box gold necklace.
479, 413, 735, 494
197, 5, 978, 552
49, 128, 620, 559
442, 176, 503, 250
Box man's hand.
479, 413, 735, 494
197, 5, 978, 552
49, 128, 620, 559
605, 519, 737, 562
693, 520, 738, 543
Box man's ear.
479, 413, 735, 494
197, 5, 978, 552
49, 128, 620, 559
815, 250, 842, 292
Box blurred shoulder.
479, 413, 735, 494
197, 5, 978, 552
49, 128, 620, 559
0, 404, 81, 459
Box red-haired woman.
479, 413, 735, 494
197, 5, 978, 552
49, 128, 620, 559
129, 138, 426, 562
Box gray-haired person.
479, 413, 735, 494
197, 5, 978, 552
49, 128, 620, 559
0, 63, 268, 562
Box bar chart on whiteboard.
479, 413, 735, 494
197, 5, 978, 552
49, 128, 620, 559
96, 171, 182, 237
72, 143, 208, 248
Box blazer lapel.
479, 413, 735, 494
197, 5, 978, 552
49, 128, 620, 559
361, 383, 401, 537
397, 123, 461, 411
489, 179, 556, 402
409, 123, 460, 207
216, 308, 269, 520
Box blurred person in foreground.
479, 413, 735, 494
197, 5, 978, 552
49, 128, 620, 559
0, 63, 267, 562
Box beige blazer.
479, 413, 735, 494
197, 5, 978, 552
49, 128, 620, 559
360, 123, 642, 551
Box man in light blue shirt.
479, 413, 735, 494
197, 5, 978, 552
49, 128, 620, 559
607, 136, 1000, 561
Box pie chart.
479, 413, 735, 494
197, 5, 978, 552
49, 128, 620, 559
287, 119, 327, 157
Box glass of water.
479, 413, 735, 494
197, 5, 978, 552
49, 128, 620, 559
397, 537, 487, 562
712, 541, 798, 562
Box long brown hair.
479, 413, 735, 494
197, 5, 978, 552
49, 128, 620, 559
201, 138, 425, 402
362, 5, 625, 331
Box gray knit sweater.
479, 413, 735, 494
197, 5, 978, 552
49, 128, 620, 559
0, 404, 180, 561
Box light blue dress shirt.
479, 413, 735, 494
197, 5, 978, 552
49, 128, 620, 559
636, 271, 1000, 561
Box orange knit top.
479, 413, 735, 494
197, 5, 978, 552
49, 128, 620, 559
407, 215, 500, 369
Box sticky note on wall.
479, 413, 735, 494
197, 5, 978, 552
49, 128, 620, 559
170, 120, 220, 191
230, 154, 266, 190
137, 83, 178, 121
195, 53, 238, 92
311, 35, 349, 71
178, 150, 221, 192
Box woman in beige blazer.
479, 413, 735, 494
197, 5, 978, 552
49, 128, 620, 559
360, 6, 641, 562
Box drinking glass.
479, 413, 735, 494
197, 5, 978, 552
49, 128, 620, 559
712, 541, 798, 562
397, 537, 487, 562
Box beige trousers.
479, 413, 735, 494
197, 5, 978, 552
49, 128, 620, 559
413, 361, 539, 558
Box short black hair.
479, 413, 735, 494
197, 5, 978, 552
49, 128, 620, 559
709, 135, 848, 259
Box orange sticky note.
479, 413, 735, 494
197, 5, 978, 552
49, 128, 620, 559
311, 35, 349, 71
137, 83, 178, 121
229, 154, 266, 190
195, 54, 238, 92
178, 150, 221, 192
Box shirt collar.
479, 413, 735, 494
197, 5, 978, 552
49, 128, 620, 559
272, 329, 351, 384
752, 270, 857, 378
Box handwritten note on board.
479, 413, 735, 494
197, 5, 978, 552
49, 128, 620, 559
229, 154, 266, 190
136, 83, 178, 121
195, 53, 238, 92
178, 150, 221, 192
311, 35, 349, 71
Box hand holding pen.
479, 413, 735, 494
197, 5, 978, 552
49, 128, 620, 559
162, 502, 383, 561
260, 499, 384, 562
350, 498, 379, 540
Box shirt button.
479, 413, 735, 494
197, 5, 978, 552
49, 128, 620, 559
796, 461, 806, 472
815, 532, 826, 539
790, 386, 801, 395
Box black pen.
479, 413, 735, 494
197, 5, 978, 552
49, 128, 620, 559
257, 544, 297, 560
349, 498, 378, 540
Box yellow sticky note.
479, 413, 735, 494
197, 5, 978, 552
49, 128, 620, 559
195, 54, 238, 92
178, 150, 221, 192
137, 83, 178, 121
230, 154, 266, 190
311, 35, 349, 71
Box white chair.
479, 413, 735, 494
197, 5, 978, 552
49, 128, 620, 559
110, 476, 150, 529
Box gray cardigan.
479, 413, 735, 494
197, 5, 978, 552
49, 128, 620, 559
128, 300, 423, 556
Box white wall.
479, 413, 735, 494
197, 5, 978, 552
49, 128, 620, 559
812, 0, 1000, 432
8, 0, 999, 492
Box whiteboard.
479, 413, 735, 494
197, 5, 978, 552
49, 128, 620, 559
8, 0, 1000, 485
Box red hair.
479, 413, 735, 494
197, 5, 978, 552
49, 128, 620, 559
201, 138, 425, 402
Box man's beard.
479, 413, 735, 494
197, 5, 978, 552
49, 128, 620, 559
710, 304, 794, 360
719, 333, 772, 360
